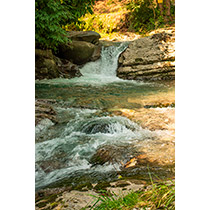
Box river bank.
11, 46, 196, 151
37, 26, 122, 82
35, 28, 175, 209
36, 27, 175, 82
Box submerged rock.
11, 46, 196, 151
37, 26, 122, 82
117, 28, 175, 81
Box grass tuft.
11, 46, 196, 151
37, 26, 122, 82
86, 180, 175, 210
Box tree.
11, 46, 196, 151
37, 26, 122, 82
126, 0, 174, 32
157, 0, 173, 23
35, 0, 95, 51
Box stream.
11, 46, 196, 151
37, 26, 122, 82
35, 43, 175, 191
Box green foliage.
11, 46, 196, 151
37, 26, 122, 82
87, 180, 175, 209
35, 0, 95, 51
126, 0, 174, 33
87, 190, 139, 210
126, 0, 153, 31
77, 12, 124, 35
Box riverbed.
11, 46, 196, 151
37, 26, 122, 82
35, 43, 175, 192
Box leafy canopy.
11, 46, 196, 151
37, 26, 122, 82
35, 0, 95, 50
126, 0, 175, 32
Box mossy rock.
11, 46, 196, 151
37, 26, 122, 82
144, 102, 175, 108
94, 182, 111, 191
58, 41, 96, 65
114, 180, 130, 188
35, 49, 60, 80
73, 182, 93, 191
35, 193, 62, 209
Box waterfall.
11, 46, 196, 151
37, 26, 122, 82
68, 42, 129, 85
35, 42, 162, 190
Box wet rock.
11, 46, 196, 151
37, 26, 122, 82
90, 146, 114, 166
117, 28, 175, 81
89, 145, 137, 166
57, 58, 82, 78
35, 99, 57, 126
91, 44, 102, 61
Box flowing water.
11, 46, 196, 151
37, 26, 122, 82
35, 43, 175, 190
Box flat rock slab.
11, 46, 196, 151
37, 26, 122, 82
117, 28, 175, 81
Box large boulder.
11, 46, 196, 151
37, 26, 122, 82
35, 49, 82, 80
58, 40, 101, 65
35, 49, 60, 80
117, 28, 175, 81
57, 31, 102, 65
67, 31, 101, 45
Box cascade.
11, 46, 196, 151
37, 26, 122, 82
67, 42, 129, 85
35, 42, 170, 190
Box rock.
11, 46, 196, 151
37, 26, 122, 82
57, 31, 102, 65
90, 146, 114, 166
91, 44, 102, 61
56, 58, 82, 78
35, 99, 58, 125
58, 40, 101, 65
89, 145, 137, 167
35, 49, 60, 80
35, 49, 82, 80
117, 29, 175, 81
99, 40, 116, 47
67, 31, 101, 45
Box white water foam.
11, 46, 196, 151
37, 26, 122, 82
36, 42, 145, 86
72, 43, 129, 84
35, 43, 156, 189
35, 107, 154, 189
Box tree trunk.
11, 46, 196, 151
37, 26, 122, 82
157, 0, 164, 17
164, 0, 172, 22
157, 0, 172, 23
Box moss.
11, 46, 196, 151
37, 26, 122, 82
35, 193, 62, 209
50, 202, 59, 208
144, 102, 175, 108
36, 201, 49, 208
73, 182, 93, 191
115, 183, 130, 188
94, 182, 111, 191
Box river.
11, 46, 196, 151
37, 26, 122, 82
35, 43, 175, 191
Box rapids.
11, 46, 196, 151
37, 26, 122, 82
35, 43, 174, 190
